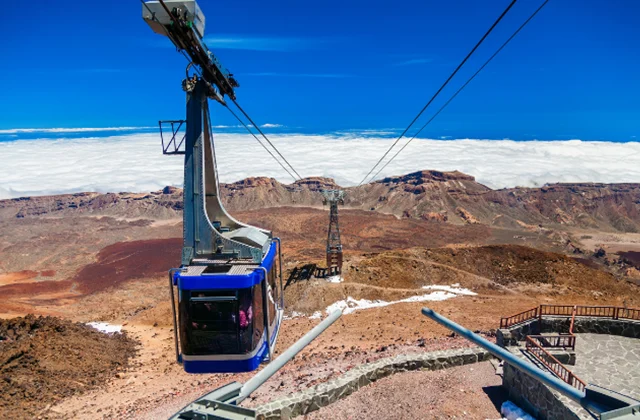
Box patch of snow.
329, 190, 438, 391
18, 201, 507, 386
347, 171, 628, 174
326, 275, 343, 283
421, 284, 477, 296
326, 290, 465, 315
309, 311, 322, 319
501, 401, 536, 420
284, 310, 323, 320
283, 311, 305, 320
87, 322, 122, 334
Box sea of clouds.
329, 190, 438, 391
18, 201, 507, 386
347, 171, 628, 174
1, 132, 640, 199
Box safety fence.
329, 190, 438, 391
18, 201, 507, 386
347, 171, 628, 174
499, 307, 539, 329
500, 304, 640, 329
526, 334, 576, 351
525, 336, 586, 392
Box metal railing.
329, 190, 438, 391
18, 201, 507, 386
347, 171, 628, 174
617, 307, 640, 321
500, 304, 640, 328
525, 336, 586, 392
526, 334, 576, 350
500, 307, 539, 328
569, 305, 577, 334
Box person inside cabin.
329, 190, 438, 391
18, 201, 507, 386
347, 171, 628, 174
239, 293, 253, 352
191, 292, 210, 330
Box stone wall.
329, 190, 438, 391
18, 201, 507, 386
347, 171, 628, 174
256, 347, 491, 420
542, 318, 640, 339
502, 363, 583, 420
497, 319, 539, 346
497, 317, 640, 347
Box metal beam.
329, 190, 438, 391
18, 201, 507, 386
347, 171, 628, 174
236, 310, 342, 403
421, 307, 640, 418
421, 307, 587, 403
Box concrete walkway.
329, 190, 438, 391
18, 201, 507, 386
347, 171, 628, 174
572, 333, 640, 400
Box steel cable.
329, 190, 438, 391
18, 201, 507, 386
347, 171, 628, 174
358, 0, 518, 186
224, 105, 299, 182
368, 0, 549, 183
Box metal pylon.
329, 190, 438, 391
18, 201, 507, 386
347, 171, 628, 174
321, 190, 345, 275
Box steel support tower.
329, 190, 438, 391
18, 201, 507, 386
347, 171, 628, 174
321, 190, 345, 275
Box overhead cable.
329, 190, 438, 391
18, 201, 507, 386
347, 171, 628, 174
368, 0, 549, 183
224, 105, 299, 182
358, 0, 518, 186
230, 99, 303, 180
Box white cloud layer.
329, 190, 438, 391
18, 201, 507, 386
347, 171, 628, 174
1, 133, 640, 199
0, 126, 154, 134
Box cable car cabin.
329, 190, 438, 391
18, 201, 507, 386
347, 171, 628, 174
172, 240, 283, 373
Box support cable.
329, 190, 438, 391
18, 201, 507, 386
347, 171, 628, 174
368, 0, 549, 183
230, 98, 303, 180
358, 0, 518, 186
224, 105, 299, 182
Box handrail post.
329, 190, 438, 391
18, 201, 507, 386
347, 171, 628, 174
168, 268, 182, 364
538, 305, 543, 333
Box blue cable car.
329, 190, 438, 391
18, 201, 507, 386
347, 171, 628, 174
167, 80, 284, 373
142, 0, 284, 373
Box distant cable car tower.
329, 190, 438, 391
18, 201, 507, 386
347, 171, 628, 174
321, 190, 345, 276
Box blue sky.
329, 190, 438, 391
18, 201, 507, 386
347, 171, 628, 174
1, 0, 638, 140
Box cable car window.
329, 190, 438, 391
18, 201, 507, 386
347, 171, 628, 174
269, 268, 278, 305
253, 282, 264, 349
238, 288, 254, 353
268, 284, 276, 327
183, 291, 239, 355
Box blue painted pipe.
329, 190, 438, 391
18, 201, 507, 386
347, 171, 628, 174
421, 307, 587, 403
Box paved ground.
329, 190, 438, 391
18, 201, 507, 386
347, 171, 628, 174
535, 333, 640, 420
572, 333, 640, 400
508, 332, 640, 420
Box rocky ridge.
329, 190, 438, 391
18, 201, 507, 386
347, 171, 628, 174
1, 170, 639, 232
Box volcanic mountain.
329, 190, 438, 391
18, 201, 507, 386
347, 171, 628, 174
3, 170, 640, 232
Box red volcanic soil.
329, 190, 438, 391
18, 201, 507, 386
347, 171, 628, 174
0, 271, 38, 284
0, 279, 72, 298
74, 238, 182, 294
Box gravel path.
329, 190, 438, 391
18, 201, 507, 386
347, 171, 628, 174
304, 361, 506, 419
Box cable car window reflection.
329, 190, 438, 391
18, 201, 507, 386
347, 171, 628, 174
187, 291, 238, 354
238, 289, 253, 353
181, 289, 259, 356
253, 282, 264, 349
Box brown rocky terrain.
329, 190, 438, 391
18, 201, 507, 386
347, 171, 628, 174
0, 169, 639, 418
0, 315, 137, 417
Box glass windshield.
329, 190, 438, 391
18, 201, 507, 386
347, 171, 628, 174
180, 289, 257, 356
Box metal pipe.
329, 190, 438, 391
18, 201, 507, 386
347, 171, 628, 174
237, 309, 342, 403
421, 307, 587, 403
168, 268, 182, 363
